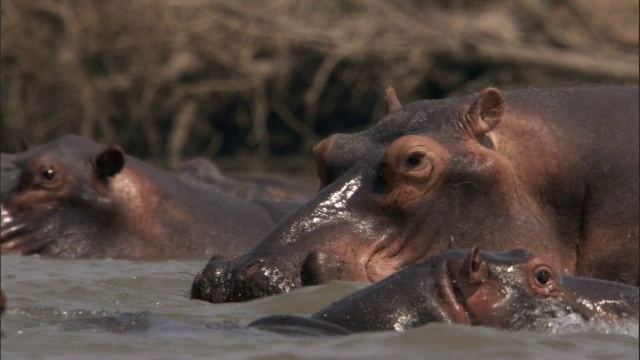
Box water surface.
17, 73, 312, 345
1, 254, 637, 359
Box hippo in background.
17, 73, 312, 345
0, 135, 302, 260
191, 86, 639, 303
250, 247, 639, 335
178, 157, 317, 201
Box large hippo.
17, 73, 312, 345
191, 86, 639, 303
0, 135, 302, 259
249, 247, 639, 335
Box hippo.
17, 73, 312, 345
0, 135, 302, 259
191, 86, 639, 303
249, 247, 640, 335
178, 157, 317, 201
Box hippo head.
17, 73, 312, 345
191, 88, 570, 303
0, 135, 138, 258
250, 247, 639, 334
442, 247, 639, 330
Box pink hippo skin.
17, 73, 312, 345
191, 86, 638, 302
1, 135, 302, 259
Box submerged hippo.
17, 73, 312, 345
250, 247, 640, 335
179, 157, 317, 201
0, 135, 301, 259
191, 86, 639, 303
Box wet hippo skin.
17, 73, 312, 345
249, 247, 639, 335
191, 86, 639, 302
1, 135, 302, 260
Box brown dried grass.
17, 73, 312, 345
1, 0, 637, 169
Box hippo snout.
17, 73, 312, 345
190, 259, 235, 303
190, 257, 303, 303
229, 259, 302, 302
1, 203, 28, 251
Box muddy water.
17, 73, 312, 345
1, 254, 637, 360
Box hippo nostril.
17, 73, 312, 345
229, 259, 303, 302
190, 261, 236, 303
300, 252, 324, 286
238, 259, 266, 281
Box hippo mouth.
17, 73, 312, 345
0, 203, 54, 254
1, 203, 24, 243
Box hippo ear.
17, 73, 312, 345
384, 86, 403, 114
95, 145, 125, 178
463, 88, 505, 139
313, 135, 339, 189
464, 246, 488, 284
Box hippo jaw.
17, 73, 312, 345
1, 200, 99, 257
431, 256, 473, 326
1, 202, 57, 254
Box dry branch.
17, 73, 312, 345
1, 0, 637, 166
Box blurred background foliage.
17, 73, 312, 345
1, 0, 638, 177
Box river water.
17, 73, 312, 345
1, 254, 638, 360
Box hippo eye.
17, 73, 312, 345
42, 168, 57, 182
405, 153, 425, 168
533, 266, 555, 287
536, 270, 550, 285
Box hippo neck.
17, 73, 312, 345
493, 109, 585, 263
494, 111, 580, 195
107, 165, 193, 250
108, 158, 271, 255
